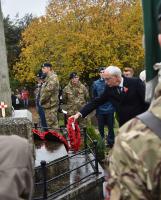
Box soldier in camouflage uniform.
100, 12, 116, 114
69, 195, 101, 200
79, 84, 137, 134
40, 63, 59, 130
63, 72, 89, 128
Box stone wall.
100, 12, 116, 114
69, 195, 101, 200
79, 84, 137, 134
0, 117, 32, 141
0, 117, 34, 157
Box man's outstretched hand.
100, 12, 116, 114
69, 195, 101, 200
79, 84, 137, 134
69, 112, 82, 121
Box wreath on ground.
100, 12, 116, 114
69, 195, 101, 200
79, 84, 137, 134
32, 129, 69, 151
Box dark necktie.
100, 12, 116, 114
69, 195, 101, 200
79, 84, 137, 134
117, 86, 123, 94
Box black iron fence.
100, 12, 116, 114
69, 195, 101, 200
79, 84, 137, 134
33, 126, 102, 200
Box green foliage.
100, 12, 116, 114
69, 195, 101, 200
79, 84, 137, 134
9, 77, 21, 91
4, 16, 21, 72
3, 14, 34, 77
86, 123, 105, 161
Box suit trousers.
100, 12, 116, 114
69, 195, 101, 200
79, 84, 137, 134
97, 112, 115, 145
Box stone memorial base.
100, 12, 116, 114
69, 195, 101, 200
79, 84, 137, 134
0, 117, 33, 143
12, 109, 32, 122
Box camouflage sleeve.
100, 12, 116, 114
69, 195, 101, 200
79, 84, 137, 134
62, 87, 68, 104
83, 85, 89, 101
40, 78, 59, 105
108, 125, 159, 200
109, 130, 146, 200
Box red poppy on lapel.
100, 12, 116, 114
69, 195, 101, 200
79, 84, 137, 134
123, 87, 128, 93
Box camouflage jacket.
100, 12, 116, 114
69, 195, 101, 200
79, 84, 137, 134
63, 81, 89, 115
40, 71, 59, 109
108, 94, 161, 200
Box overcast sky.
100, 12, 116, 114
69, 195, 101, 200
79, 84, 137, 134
1, 0, 49, 19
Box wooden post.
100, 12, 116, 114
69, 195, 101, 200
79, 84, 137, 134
0, 1, 12, 117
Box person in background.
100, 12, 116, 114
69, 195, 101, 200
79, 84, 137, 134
40, 63, 59, 130
34, 71, 47, 131
21, 87, 29, 108
15, 89, 21, 99
92, 67, 115, 147
11, 91, 21, 110
63, 72, 89, 128
0, 135, 33, 199
123, 67, 134, 77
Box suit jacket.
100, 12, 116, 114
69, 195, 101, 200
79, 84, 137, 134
80, 77, 149, 126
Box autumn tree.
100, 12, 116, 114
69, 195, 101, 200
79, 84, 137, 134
14, 0, 144, 85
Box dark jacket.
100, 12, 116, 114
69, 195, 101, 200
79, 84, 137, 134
92, 78, 115, 114
11, 94, 21, 110
80, 77, 149, 126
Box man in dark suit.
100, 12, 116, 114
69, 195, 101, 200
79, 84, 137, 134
71, 66, 149, 127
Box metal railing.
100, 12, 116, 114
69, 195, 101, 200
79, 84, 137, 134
33, 127, 101, 200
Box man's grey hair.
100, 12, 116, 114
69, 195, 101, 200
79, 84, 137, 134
104, 66, 122, 77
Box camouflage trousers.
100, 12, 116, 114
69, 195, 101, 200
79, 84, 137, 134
44, 108, 59, 130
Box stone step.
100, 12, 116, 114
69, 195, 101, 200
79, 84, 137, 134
52, 153, 104, 200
